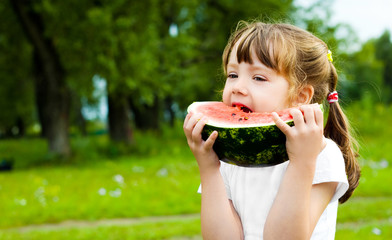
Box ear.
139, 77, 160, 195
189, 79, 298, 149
293, 85, 314, 106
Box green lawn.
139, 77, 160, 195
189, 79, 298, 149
0, 103, 391, 239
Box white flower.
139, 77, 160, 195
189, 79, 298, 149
34, 186, 45, 197
157, 168, 168, 177
113, 174, 124, 185
34, 187, 47, 206
379, 159, 389, 169
98, 188, 107, 196
372, 227, 382, 235
109, 188, 122, 198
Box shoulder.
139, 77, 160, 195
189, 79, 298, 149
321, 138, 343, 158
316, 138, 345, 171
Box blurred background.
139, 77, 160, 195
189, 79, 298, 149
0, 0, 391, 239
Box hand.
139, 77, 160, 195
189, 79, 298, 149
183, 112, 220, 171
272, 104, 325, 167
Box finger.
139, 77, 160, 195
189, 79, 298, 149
183, 112, 192, 129
272, 112, 291, 135
192, 116, 207, 143
290, 108, 305, 128
301, 105, 315, 125
184, 113, 202, 139
204, 130, 218, 150
314, 105, 324, 128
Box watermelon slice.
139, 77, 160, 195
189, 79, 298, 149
187, 101, 294, 167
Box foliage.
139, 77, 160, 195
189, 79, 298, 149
341, 40, 384, 102
339, 30, 392, 104
374, 30, 392, 102
0, 0, 296, 136
5, 0, 390, 141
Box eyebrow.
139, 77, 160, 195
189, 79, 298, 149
249, 64, 267, 72
249, 62, 276, 75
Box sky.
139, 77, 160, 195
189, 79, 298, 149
296, 0, 392, 42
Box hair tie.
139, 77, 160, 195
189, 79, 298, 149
327, 50, 333, 62
327, 91, 338, 104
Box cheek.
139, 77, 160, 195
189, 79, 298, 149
221, 82, 230, 102
270, 81, 292, 109
280, 86, 294, 108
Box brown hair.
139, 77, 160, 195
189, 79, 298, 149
222, 21, 360, 204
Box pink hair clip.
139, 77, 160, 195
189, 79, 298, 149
327, 91, 338, 104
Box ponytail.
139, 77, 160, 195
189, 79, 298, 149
324, 67, 361, 204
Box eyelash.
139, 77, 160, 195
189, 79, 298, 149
228, 73, 238, 79
227, 73, 267, 82
254, 75, 267, 81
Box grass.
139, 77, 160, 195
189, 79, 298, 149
0, 127, 201, 229
0, 102, 392, 239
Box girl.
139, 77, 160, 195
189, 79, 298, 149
183, 21, 360, 240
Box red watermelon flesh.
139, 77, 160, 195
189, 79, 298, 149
188, 101, 293, 127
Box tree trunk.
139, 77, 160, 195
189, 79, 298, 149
16, 116, 25, 137
129, 96, 161, 130
165, 98, 175, 127
108, 91, 132, 144
70, 91, 87, 136
11, 0, 71, 156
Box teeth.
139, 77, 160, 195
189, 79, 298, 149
241, 106, 251, 113
233, 104, 252, 113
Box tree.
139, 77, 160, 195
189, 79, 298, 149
375, 30, 392, 102
10, 0, 71, 156
343, 40, 384, 102
2, 0, 298, 149
0, 1, 34, 138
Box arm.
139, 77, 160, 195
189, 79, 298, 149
184, 112, 243, 240
264, 105, 336, 239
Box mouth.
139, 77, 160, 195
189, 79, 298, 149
232, 103, 253, 113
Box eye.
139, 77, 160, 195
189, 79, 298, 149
228, 73, 238, 79
253, 75, 267, 81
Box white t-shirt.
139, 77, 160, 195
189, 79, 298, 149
199, 138, 348, 240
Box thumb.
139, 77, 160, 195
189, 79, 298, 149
204, 131, 218, 150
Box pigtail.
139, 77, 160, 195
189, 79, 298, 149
324, 67, 361, 204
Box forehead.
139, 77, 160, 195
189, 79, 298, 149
227, 42, 285, 79
228, 34, 277, 72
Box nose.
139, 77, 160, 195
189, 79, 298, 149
232, 78, 248, 95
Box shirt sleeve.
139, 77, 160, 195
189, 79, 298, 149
313, 138, 349, 202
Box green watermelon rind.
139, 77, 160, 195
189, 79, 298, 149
201, 121, 294, 167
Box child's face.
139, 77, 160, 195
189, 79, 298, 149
222, 44, 291, 113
